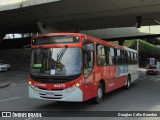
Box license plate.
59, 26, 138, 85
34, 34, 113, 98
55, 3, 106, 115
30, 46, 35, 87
45, 93, 54, 97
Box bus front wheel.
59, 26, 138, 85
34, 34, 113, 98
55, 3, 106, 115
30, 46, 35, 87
94, 83, 103, 104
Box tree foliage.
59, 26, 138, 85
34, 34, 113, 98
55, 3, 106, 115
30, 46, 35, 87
124, 39, 160, 55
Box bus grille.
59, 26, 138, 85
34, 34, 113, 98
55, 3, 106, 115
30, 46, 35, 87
32, 78, 68, 83
37, 87, 64, 91
30, 74, 80, 83
39, 93, 63, 99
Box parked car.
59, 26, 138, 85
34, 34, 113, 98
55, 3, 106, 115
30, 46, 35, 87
0, 60, 11, 70
0, 62, 7, 72
146, 66, 160, 75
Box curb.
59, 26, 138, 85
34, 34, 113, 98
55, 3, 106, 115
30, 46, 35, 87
0, 81, 12, 88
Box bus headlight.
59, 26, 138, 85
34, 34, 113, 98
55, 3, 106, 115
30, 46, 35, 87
65, 80, 82, 92
29, 82, 38, 91
75, 80, 82, 87
29, 81, 32, 85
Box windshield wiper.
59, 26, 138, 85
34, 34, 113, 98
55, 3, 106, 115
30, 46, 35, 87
57, 45, 68, 63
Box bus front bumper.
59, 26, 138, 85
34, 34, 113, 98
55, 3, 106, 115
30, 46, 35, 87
29, 85, 83, 102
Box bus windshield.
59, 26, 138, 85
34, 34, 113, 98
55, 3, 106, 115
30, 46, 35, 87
30, 47, 82, 76
149, 59, 155, 65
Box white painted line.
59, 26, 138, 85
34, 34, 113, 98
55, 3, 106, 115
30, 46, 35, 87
0, 97, 21, 103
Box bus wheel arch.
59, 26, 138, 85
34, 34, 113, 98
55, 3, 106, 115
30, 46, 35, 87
100, 80, 106, 94
94, 79, 105, 104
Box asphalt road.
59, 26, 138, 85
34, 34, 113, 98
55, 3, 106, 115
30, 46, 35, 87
0, 69, 160, 120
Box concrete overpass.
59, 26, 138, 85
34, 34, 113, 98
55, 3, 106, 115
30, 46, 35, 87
1, 0, 160, 70
1, 0, 160, 41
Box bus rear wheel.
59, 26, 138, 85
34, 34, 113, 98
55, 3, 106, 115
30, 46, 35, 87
94, 83, 103, 104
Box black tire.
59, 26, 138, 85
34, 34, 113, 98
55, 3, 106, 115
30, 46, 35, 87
125, 76, 131, 89
93, 83, 103, 104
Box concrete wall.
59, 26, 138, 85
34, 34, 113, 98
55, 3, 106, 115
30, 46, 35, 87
0, 49, 30, 71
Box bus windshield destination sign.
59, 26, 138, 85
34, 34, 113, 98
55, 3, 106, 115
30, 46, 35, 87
32, 36, 80, 45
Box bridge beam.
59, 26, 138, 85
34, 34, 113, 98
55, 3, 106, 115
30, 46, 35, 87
37, 21, 76, 33
80, 26, 160, 40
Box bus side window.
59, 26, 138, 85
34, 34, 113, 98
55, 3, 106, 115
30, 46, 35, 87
83, 40, 94, 78
109, 47, 115, 65
96, 44, 106, 66
116, 49, 121, 65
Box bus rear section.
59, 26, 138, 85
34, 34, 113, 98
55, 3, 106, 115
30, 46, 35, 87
146, 58, 156, 68
28, 33, 139, 103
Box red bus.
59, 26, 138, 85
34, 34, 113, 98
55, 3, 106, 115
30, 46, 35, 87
146, 58, 156, 67
29, 33, 139, 103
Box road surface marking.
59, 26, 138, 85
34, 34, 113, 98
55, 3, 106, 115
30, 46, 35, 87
0, 97, 21, 103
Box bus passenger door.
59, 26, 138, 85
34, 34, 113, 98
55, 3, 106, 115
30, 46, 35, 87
83, 40, 96, 100
107, 47, 116, 91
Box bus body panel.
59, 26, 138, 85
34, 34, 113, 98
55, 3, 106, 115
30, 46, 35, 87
128, 65, 139, 82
